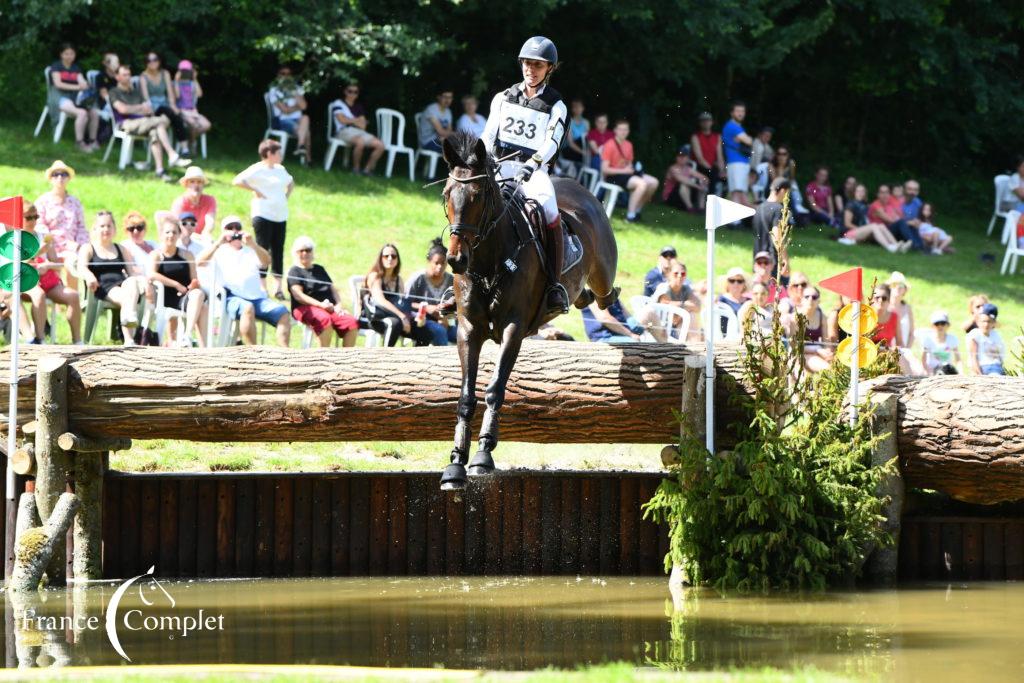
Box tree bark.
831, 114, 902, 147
9, 493, 80, 592
72, 452, 103, 580
33, 356, 71, 586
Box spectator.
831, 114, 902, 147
838, 183, 907, 252
585, 113, 613, 172
869, 285, 903, 349
966, 304, 1006, 375
901, 179, 923, 228
750, 126, 774, 169
643, 246, 677, 297
768, 146, 796, 183
805, 167, 838, 227
418, 88, 454, 153
96, 52, 119, 112
918, 203, 954, 255
47, 44, 99, 152
1006, 157, 1024, 212
920, 310, 960, 375
638, 261, 701, 342
826, 294, 854, 344
14, 203, 82, 344
233, 139, 294, 301
777, 270, 810, 331
751, 178, 791, 263
173, 60, 211, 158
868, 184, 924, 251
267, 65, 312, 166
717, 267, 748, 317
690, 112, 724, 195
171, 166, 217, 235
750, 248, 790, 302
559, 99, 589, 170
405, 238, 457, 346
35, 160, 88, 288
287, 236, 358, 348
963, 294, 990, 334
364, 244, 432, 346
175, 211, 214, 294
600, 119, 659, 223
456, 95, 487, 138
799, 285, 833, 373
582, 295, 644, 343
197, 215, 291, 346
330, 82, 385, 175
886, 271, 915, 348
149, 213, 207, 346
119, 210, 157, 275
722, 101, 754, 207
108, 65, 190, 182
662, 145, 708, 212
739, 282, 774, 335
139, 51, 189, 148
837, 176, 857, 215
76, 211, 146, 345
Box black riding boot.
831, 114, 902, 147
544, 223, 569, 315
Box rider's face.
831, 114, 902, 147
521, 59, 550, 86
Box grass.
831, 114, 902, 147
2, 120, 1021, 474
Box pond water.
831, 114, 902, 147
4, 577, 1024, 680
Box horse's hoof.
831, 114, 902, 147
573, 289, 595, 309
440, 463, 467, 490
467, 450, 495, 476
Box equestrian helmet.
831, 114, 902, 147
518, 36, 558, 65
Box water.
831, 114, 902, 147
5, 577, 1024, 680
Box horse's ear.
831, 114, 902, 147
442, 138, 463, 169
472, 138, 488, 169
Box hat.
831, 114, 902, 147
220, 215, 243, 230
980, 303, 998, 319
177, 59, 193, 71
725, 267, 748, 285
179, 166, 208, 186
44, 160, 75, 181
886, 271, 909, 290
930, 310, 950, 325
697, 112, 713, 121
292, 235, 315, 253
178, 211, 197, 222
753, 250, 774, 263
676, 144, 691, 156
659, 245, 677, 257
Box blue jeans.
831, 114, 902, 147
272, 116, 299, 135
226, 295, 288, 325
421, 138, 442, 153
889, 219, 925, 251
981, 363, 1005, 375
424, 320, 456, 345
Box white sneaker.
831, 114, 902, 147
931, 247, 943, 255
170, 154, 192, 168
120, 307, 138, 328
838, 237, 856, 246
885, 243, 899, 253
898, 241, 912, 253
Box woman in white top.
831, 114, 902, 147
920, 310, 960, 374
233, 139, 295, 300
886, 271, 915, 348
739, 282, 774, 335
456, 95, 487, 138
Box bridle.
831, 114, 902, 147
442, 169, 510, 250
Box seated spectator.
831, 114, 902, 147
717, 267, 748, 316
197, 215, 292, 346
530, 323, 574, 341
901, 179, 924, 232
768, 146, 795, 183
805, 167, 838, 227
150, 213, 207, 346
582, 296, 644, 343
139, 51, 189, 148
456, 95, 487, 138
119, 210, 157, 275
825, 294, 853, 344
417, 88, 454, 153
173, 60, 212, 158
777, 271, 810, 331
869, 285, 903, 349
920, 311, 960, 375
287, 236, 358, 347
690, 112, 724, 194
662, 146, 708, 212
559, 99, 589, 170
799, 285, 833, 373
745, 169, 762, 206
638, 261, 701, 342
838, 183, 907, 252
35, 160, 88, 288
963, 294, 990, 334
738, 282, 774, 335
600, 119, 659, 223
268, 65, 312, 166
405, 238, 457, 346
1006, 157, 1024, 212
643, 246, 677, 297
96, 52, 119, 113
364, 244, 432, 346
76, 211, 146, 345
331, 82, 385, 175
966, 304, 1006, 375
47, 44, 99, 152
171, 166, 217, 234
585, 114, 613, 172
175, 211, 214, 293
918, 203, 954, 254
837, 176, 857, 215
750, 126, 774, 168
751, 178, 792, 263
750, 249, 790, 302
108, 65, 190, 182
868, 184, 924, 251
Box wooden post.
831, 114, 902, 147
33, 356, 70, 586
864, 391, 904, 585
71, 453, 104, 580
9, 493, 80, 592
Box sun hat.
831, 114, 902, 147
44, 160, 75, 181
725, 267, 748, 286
292, 235, 315, 253
179, 166, 208, 187
886, 271, 909, 290
220, 215, 243, 230
930, 310, 949, 325
177, 59, 193, 71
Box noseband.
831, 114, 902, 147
443, 171, 508, 248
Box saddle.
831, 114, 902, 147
505, 186, 583, 275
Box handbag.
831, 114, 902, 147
133, 327, 160, 346
365, 285, 412, 322
76, 88, 98, 109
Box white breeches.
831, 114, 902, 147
499, 161, 559, 225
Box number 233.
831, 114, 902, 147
502, 117, 537, 139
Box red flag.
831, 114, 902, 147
0, 196, 24, 229
819, 267, 862, 302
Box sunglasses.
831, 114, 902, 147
126, 224, 146, 232
51, 171, 70, 178
803, 294, 819, 300
872, 295, 888, 302
755, 259, 770, 266
727, 278, 745, 284
297, 247, 313, 254
791, 282, 808, 288
24, 214, 39, 221
935, 322, 949, 327
225, 225, 243, 232
181, 220, 197, 226
670, 272, 686, 278
382, 253, 398, 260
778, 152, 790, 156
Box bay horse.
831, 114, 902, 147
439, 131, 619, 490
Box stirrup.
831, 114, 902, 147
546, 283, 569, 314
437, 286, 456, 316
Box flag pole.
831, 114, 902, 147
6, 225, 20, 504
705, 212, 716, 456
849, 298, 861, 428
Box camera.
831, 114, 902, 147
633, 161, 644, 176
229, 233, 243, 242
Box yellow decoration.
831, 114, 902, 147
836, 336, 878, 368
837, 303, 877, 335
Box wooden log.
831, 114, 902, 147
10, 493, 80, 592
57, 433, 131, 453
863, 392, 904, 586
33, 356, 71, 586
12, 444, 34, 476
14, 493, 40, 544
71, 452, 104, 580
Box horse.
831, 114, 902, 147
438, 131, 619, 490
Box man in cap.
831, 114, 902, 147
644, 246, 679, 297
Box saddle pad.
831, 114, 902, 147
562, 229, 583, 274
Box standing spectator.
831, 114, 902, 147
750, 126, 774, 168
662, 145, 708, 212
869, 285, 903, 349
838, 183, 907, 252
582, 295, 644, 343
287, 236, 358, 348
405, 238, 457, 346
805, 167, 838, 227
918, 203, 954, 255
233, 139, 294, 301
967, 304, 1006, 375
868, 184, 924, 251
559, 99, 589, 171
600, 119, 659, 222
585, 114, 613, 172
456, 95, 487, 138
47, 44, 99, 152
15, 203, 82, 344
886, 271, 916, 349
35, 160, 88, 288
171, 166, 217, 235
108, 65, 190, 182
751, 178, 791, 263
173, 60, 212, 158
722, 101, 754, 207
76, 211, 146, 345
690, 112, 724, 195
330, 82, 385, 175
268, 65, 312, 166
149, 213, 207, 346
197, 215, 291, 347
417, 88, 454, 153
921, 311, 960, 375
139, 51, 189, 147
643, 246, 677, 297
364, 244, 432, 346
120, 210, 157, 276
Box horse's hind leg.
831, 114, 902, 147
586, 245, 620, 310
573, 289, 595, 309
441, 327, 484, 491
469, 326, 524, 476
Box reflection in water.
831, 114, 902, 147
3, 578, 1024, 681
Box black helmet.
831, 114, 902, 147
518, 36, 558, 65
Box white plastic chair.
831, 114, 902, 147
714, 302, 741, 342
596, 182, 623, 218
151, 281, 205, 347
33, 67, 69, 143
752, 161, 770, 198
413, 112, 443, 179
349, 274, 381, 347
263, 92, 294, 157
1000, 211, 1024, 276
323, 102, 351, 172
643, 303, 690, 344
103, 77, 154, 170
375, 108, 415, 181
987, 174, 1013, 237
213, 288, 268, 346
578, 167, 600, 194
629, 295, 651, 316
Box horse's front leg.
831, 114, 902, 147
468, 322, 524, 476
441, 321, 485, 491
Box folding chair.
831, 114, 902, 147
413, 112, 443, 179
375, 108, 415, 181
323, 102, 351, 172
596, 182, 624, 218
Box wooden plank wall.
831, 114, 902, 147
101, 471, 670, 579
899, 516, 1024, 582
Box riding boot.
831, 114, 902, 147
544, 219, 569, 315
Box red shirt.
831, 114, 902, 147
694, 131, 720, 168
600, 138, 634, 173
171, 193, 217, 234
805, 182, 832, 213
586, 129, 614, 152
868, 197, 902, 225
872, 311, 900, 347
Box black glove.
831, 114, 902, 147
515, 163, 536, 184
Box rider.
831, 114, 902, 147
481, 36, 569, 315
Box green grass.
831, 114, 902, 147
2, 121, 1021, 473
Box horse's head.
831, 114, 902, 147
442, 132, 496, 275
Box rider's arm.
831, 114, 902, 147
480, 93, 504, 156
531, 100, 567, 167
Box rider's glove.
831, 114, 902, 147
515, 162, 536, 184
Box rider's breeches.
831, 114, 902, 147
500, 162, 559, 225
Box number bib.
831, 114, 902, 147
497, 101, 550, 152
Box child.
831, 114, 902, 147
966, 303, 1006, 375
918, 202, 953, 255
920, 310, 960, 374
173, 60, 211, 157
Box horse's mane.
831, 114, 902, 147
447, 130, 491, 170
